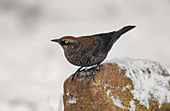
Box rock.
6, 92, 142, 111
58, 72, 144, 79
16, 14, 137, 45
63, 58, 170, 111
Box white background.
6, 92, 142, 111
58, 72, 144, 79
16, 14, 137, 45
0, 0, 169, 110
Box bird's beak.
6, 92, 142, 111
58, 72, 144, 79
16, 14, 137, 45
51, 39, 61, 44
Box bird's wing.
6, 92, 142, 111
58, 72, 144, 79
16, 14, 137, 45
91, 31, 116, 55
78, 35, 102, 55
92, 25, 136, 54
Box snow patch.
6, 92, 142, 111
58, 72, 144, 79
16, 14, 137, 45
66, 90, 69, 96
122, 84, 132, 91
67, 97, 78, 104
104, 84, 110, 90
105, 57, 170, 109
111, 96, 126, 110
129, 100, 136, 111
106, 90, 126, 110
77, 77, 86, 81
106, 89, 136, 110
106, 90, 111, 97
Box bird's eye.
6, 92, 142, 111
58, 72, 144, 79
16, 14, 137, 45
65, 40, 69, 44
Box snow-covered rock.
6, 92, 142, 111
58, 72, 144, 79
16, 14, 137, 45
63, 57, 170, 111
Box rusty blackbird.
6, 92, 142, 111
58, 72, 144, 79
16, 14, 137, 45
52, 25, 135, 84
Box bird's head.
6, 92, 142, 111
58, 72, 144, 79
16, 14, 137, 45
51, 36, 78, 50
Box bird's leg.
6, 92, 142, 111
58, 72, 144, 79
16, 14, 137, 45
87, 63, 100, 84
96, 64, 100, 71
70, 66, 83, 81
76, 68, 86, 77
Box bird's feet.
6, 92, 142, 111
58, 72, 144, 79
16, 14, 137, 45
70, 72, 78, 81
70, 66, 83, 81
70, 64, 100, 84
87, 64, 100, 84
87, 72, 96, 84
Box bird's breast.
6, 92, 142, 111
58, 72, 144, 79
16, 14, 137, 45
64, 49, 107, 67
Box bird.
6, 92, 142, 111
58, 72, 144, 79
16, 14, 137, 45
51, 25, 135, 84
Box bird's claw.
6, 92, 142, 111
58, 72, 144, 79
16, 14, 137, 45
70, 65, 99, 84
70, 66, 83, 82
93, 75, 96, 83
87, 72, 96, 84
96, 65, 100, 71
76, 68, 85, 77
87, 64, 100, 84
70, 72, 77, 81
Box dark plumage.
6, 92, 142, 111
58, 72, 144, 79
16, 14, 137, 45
52, 25, 135, 83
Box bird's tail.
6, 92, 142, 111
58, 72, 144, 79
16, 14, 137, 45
106, 25, 135, 51
115, 25, 136, 38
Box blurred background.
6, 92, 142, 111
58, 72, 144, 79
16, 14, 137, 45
0, 0, 169, 110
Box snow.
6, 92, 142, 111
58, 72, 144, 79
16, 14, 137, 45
67, 97, 78, 104
66, 90, 69, 96
105, 57, 170, 109
106, 90, 126, 110
111, 96, 126, 110
106, 89, 136, 110
104, 84, 110, 89
122, 84, 132, 92
129, 100, 136, 111
106, 88, 136, 110
106, 90, 111, 97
